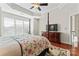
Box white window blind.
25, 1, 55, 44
24, 21, 29, 34
3, 17, 15, 36
3, 12, 30, 36
16, 19, 23, 35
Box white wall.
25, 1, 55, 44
39, 4, 79, 45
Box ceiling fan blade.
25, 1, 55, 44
40, 3, 48, 6
37, 7, 41, 11
30, 6, 34, 9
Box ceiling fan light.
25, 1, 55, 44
32, 3, 40, 8
30, 3, 42, 11
34, 5, 39, 8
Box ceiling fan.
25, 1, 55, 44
30, 3, 48, 11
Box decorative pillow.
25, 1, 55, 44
46, 46, 70, 56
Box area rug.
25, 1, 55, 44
45, 45, 70, 56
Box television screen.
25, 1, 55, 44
46, 24, 58, 31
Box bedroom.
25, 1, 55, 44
0, 3, 79, 56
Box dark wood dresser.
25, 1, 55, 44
42, 32, 61, 44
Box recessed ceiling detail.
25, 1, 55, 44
6, 3, 66, 16
16, 3, 64, 14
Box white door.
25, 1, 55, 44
71, 14, 79, 47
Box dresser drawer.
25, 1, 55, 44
42, 32, 61, 44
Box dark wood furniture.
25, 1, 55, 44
42, 32, 61, 44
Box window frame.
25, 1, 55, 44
2, 12, 31, 36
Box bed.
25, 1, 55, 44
0, 34, 51, 56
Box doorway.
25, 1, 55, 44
70, 14, 79, 48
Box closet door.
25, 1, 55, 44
33, 19, 39, 35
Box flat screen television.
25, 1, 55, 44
46, 24, 58, 31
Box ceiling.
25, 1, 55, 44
16, 3, 65, 14
0, 3, 66, 16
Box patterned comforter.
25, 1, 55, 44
16, 35, 51, 56
0, 34, 51, 56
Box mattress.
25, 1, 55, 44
0, 34, 51, 56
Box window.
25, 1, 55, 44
3, 13, 30, 36
3, 17, 15, 36
24, 21, 30, 34
16, 19, 23, 35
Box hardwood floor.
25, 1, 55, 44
51, 42, 72, 49
51, 42, 79, 56
71, 47, 79, 56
